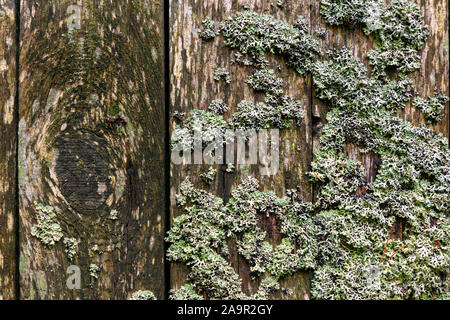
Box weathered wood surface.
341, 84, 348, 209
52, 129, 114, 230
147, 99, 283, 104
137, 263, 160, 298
0, 0, 447, 300
170, 0, 313, 299
0, 0, 17, 300
17, 0, 165, 299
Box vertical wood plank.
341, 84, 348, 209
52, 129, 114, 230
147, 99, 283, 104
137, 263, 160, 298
170, 0, 313, 299
18, 0, 165, 299
0, 0, 17, 300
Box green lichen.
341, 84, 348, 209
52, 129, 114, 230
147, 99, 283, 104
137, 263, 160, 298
309, 43, 449, 300
169, 284, 204, 300
172, 13, 309, 145
89, 264, 101, 279
214, 68, 231, 84
208, 99, 229, 115
63, 238, 79, 261
167, 177, 318, 299
231, 97, 303, 130
322, 0, 429, 78
109, 209, 119, 220
91, 244, 101, 254
220, 11, 320, 75
245, 68, 284, 95
169, 2, 449, 300
199, 16, 218, 41
31, 203, 64, 248
413, 90, 449, 124
226, 163, 235, 173
321, 0, 378, 26
129, 290, 157, 300
171, 109, 232, 153
315, 28, 327, 38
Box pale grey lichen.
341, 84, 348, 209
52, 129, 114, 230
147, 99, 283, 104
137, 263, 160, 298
226, 163, 235, 173
315, 28, 327, 38
321, 0, 429, 78
220, 11, 320, 75
170, 284, 204, 300
310, 44, 449, 299
169, 1, 449, 300
321, 0, 378, 26
31, 203, 64, 248
109, 209, 119, 220
208, 99, 229, 114
245, 68, 284, 95
413, 91, 449, 124
91, 244, 101, 254
231, 97, 303, 130
166, 177, 318, 299
89, 264, 101, 279
171, 109, 232, 153
200, 167, 217, 185
214, 68, 231, 84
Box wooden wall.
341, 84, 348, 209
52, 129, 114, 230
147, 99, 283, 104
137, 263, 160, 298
0, 0, 447, 299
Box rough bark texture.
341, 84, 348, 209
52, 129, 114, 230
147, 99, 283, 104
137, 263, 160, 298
169, 0, 313, 299
18, 0, 165, 299
0, 0, 17, 300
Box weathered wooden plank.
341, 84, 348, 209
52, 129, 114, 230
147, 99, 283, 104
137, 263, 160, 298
0, 0, 17, 300
170, 0, 313, 299
18, 0, 165, 299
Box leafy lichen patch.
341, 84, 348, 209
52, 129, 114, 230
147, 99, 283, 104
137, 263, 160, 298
198, 16, 218, 41
220, 11, 320, 75
89, 264, 101, 279
214, 68, 231, 84
200, 167, 217, 185
171, 1, 449, 300
63, 238, 79, 261
167, 177, 318, 299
